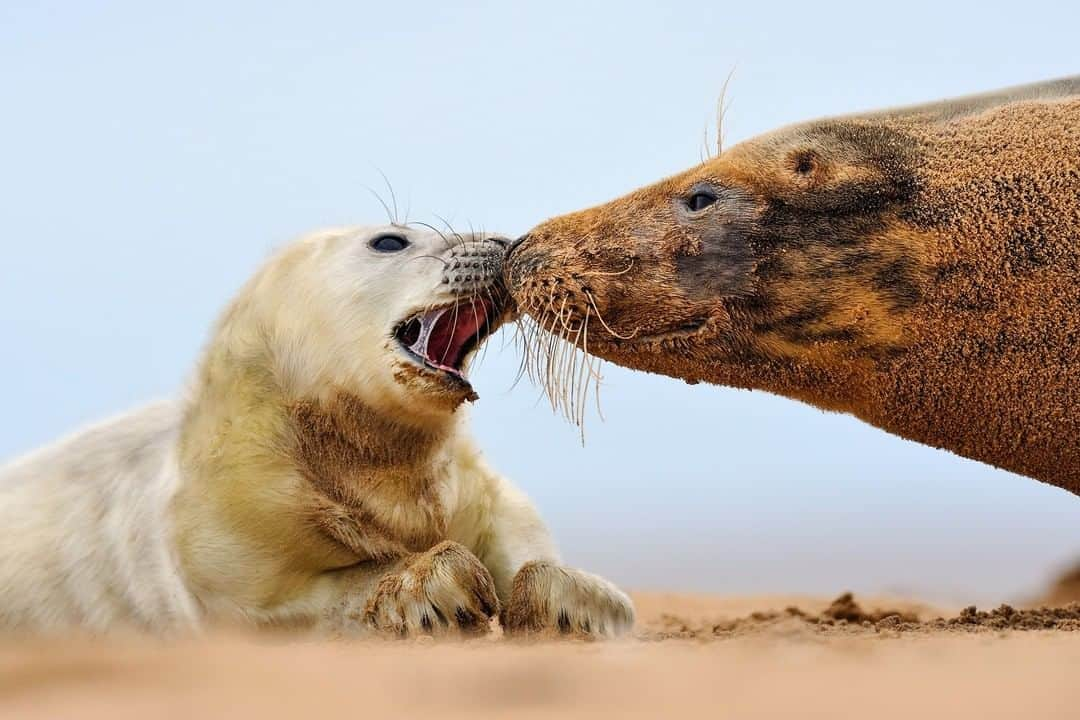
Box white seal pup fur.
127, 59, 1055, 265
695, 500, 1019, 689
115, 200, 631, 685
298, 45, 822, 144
0, 225, 634, 637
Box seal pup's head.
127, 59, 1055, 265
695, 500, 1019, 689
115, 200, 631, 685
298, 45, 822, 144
211, 225, 512, 427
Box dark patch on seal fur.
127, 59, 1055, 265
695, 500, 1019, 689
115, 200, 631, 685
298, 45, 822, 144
757, 123, 921, 222
675, 187, 759, 300
872, 257, 921, 310
1006, 226, 1053, 270
290, 392, 448, 551
291, 394, 440, 483
752, 303, 832, 339
675, 222, 758, 300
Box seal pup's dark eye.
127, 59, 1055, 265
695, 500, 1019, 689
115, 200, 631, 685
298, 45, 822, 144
370, 234, 410, 253
685, 191, 718, 212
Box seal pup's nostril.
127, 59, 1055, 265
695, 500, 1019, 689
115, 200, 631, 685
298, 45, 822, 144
488, 236, 511, 248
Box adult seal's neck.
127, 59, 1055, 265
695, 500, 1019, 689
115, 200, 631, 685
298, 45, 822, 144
689, 332, 1079, 495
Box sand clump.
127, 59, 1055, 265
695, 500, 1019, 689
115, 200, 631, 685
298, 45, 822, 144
643, 591, 1080, 640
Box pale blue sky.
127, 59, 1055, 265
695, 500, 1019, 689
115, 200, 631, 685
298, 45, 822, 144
2, 1, 1077, 604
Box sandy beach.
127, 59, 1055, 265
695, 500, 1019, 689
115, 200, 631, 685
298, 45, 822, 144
3, 589, 1077, 719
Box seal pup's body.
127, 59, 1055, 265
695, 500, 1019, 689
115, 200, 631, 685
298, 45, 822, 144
0, 401, 198, 631
0, 226, 633, 637
508, 77, 1080, 493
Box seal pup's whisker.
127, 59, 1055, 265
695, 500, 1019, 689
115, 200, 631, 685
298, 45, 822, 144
438, 299, 463, 367
476, 285, 501, 370
408, 220, 456, 252
469, 289, 487, 369
365, 184, 398, 226
466, 221, 482, 257
408, 254, 450, 267
376, 169, 401, 225
433, 213, 468, 251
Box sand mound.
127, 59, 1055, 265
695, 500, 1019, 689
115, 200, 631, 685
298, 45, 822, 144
642, 591, 1080, 640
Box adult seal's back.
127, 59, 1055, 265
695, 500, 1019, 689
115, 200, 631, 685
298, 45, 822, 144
507, 77, 1080, 494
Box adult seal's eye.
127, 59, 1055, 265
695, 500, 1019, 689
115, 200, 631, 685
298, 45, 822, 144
685, 191, 718, 212
370, 234, 410, 253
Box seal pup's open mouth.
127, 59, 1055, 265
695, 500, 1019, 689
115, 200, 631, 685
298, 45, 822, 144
394, 297, 503, 387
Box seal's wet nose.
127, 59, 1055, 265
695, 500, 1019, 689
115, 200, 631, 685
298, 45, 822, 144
501, 237, 547, 293
507, 234, 529, 255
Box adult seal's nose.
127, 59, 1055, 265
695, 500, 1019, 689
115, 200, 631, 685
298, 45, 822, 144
506, 234, 530, 256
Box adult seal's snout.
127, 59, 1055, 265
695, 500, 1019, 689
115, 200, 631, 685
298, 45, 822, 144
507, 234, 529, 255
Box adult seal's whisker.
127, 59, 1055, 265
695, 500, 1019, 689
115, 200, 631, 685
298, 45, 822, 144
585, 290, 639, 341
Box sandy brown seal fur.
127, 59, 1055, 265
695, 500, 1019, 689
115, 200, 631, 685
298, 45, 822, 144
507, 77, 1080, 494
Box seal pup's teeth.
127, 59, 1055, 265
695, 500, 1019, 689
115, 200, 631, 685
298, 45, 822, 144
408, 307, 450, 358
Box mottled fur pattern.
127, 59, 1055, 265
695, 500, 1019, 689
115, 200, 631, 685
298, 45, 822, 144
0, 225, 634, 637
508, 77, 1079, 493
